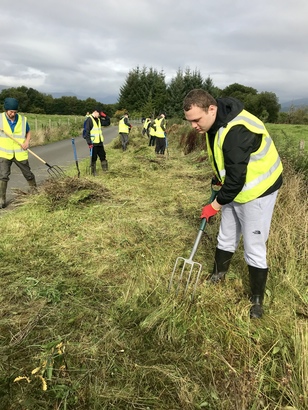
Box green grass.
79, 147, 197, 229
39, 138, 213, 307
0, 125, 307, 409
267, 123, 308, 178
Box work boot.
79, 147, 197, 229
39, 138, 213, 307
207, 248, 233, 283
90, 163, 96, 176
248, 266, 268, 319
101, 160, 108, 171
0, 180, 7, 209
28, 178, 37, 194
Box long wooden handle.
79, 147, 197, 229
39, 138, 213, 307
0, 128, 49, 166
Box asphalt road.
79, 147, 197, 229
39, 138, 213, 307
5, 125, 119, 204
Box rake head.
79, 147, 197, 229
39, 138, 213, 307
168, 256, 203, 300
47, 165, 66, 178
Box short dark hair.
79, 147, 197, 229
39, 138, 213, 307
183, 89, 217, 112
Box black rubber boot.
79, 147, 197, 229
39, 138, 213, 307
101, 160, 108, 171
28, 178, 37, 193
207, 248, 233, 283
0, 180, 8, 209
90, 163, 96, 176
248, 266, 268, 319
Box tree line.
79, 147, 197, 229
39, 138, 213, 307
1, 66, 307, 124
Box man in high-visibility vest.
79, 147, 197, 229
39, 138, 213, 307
154, 113, 167, 155
142, 117, 151, 138
118, 113, 132, 151
183, 89, 283, 319
0, 97, 36, 208
148, 117, 157, 147
84, 107, 110, 174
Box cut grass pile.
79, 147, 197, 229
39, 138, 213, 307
0, 126, 307, 409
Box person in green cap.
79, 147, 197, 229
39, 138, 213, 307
0, 97, 36, 208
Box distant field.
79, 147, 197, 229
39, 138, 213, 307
267, 123, 307, 151
24, 113, 84, 132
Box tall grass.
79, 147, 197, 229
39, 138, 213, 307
0, 125, 306, 409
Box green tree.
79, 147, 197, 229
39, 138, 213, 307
166, 68, 186, 118
26, 87, 46, 113
118, 66, 167, 115
203, 76, 221, 98
183, 68, 204, 94
118, 66, 143, 111
256, 92, 280, 123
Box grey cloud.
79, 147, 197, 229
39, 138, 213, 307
0, 0, 308, 103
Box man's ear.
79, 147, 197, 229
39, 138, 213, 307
208, 105, 217, 117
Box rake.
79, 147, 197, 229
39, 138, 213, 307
168, 190, 218, 300
0, 129, 65, 178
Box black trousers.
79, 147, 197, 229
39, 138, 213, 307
155, 137, 166, 154
91, 144, 106, 163
149, 136, 156, 146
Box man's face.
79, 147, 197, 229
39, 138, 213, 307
184, 104, 217, 133
6, 110, 18, 120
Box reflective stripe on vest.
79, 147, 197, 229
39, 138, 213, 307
0, 113, 29, 160
155, 117, 165, 138
206, 109, 283, 203
89, 115, 103, 143
118, 117, 130, 133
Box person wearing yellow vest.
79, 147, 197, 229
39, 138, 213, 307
183, 89, 283, 319
118, 113, 132, 151
0, 97, 36, 208
154, 113, 167, 155
148, 117, 157, 147
84, 107, 110, 174
142, 117, 151, 138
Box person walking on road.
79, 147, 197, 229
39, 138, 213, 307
0, 97, 36, 208
183, 89, 283, 319
84, 107, 110, 175
118, 113, 132, 151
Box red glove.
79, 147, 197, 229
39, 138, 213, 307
200, 203, 219, 221
88, 144, 94, 149
100, 111, 107, 117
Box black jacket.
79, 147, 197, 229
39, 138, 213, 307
208, 98, 282, 205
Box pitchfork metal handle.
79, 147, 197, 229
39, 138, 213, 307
189, 189, 217, 260
188, 218, 207, 261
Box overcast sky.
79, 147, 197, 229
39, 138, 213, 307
1, 0, 307, 104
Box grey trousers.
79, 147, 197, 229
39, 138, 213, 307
119, 133, 129, 150
0, 157, 35, 182
217, 191, 279, 268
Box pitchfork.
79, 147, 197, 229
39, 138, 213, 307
0, 129, 65, 178
168, 218, 207, 300
168, 190, 218, 300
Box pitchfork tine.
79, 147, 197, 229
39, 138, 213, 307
169, 218, 207, 299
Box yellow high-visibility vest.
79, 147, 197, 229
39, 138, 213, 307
155, 117, 166, 138
206, 109, 283, 203
0, 113, 29, 160
149, 120, 157, 137
89, 115, 104, 143
143, 118, 151, 131
119, 117, 130, 133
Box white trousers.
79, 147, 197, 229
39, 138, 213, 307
217, 191, 278, 268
